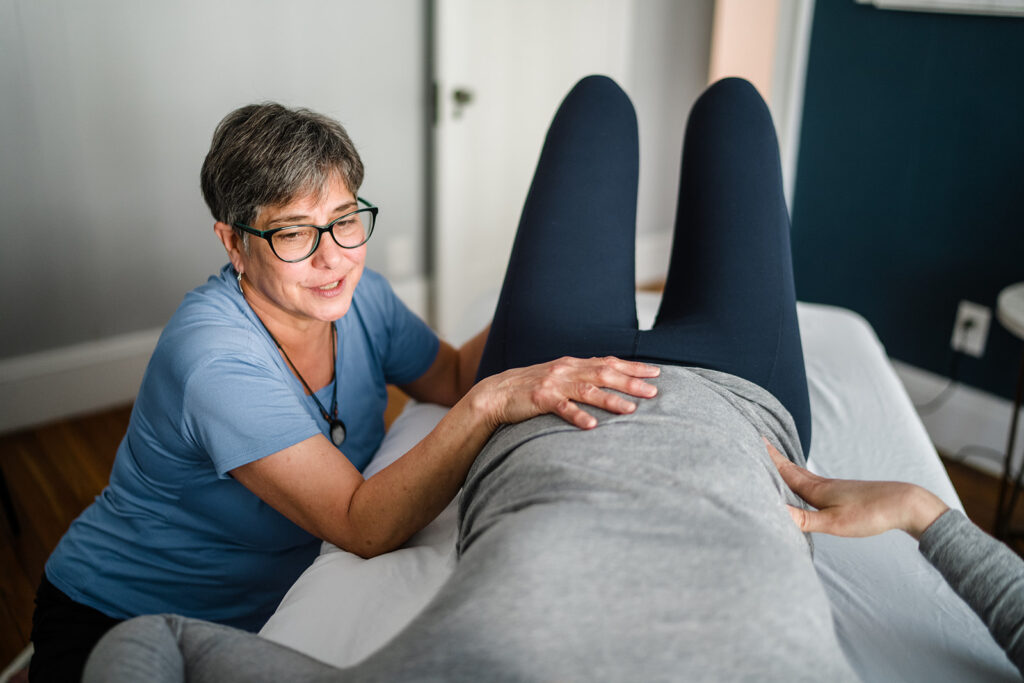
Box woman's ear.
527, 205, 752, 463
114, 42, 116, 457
213, 222, 246, 273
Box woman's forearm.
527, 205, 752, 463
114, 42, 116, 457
342, 356, 658, 557
919, 510, 1024, 676
235, 357, 656, 559
344, 387, 495, 557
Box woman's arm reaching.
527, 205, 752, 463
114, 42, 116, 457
766, 440, 1024, 675
233, 355, 659, 559
764, 439, 947, 539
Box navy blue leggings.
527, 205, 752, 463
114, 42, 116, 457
477, 75, 811, 456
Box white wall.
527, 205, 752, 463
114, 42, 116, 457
629, 0, 716, 282
707, 0, 815, 209
0, 0, 427, 430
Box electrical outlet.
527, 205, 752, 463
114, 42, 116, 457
950, 300, 991, 358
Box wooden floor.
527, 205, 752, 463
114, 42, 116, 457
0, 400, 1020, 669
0, 405, 129, 669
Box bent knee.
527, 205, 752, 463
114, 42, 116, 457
83, 614, 186, 683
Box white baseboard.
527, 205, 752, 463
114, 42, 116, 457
0, 275, 431, 435
892, 359, 1022, 478
0, 642, 32, 683
0, 328, 161, 433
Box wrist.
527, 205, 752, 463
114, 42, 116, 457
904, 485, 950, 540
462, 378, 503, 434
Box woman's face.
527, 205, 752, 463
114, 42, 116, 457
230, 175, 366, 329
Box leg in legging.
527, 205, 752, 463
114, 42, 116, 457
639, 77, 810, 454
84, 611, 511, 683
83, 615, 343, 683
476, 75, 641, 380
475, 76, 809, 454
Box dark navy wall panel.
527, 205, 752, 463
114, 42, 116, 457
792, 0, 1024, 400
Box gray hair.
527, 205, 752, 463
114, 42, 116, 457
200, 103, 364, 230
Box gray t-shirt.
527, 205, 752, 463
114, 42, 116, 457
438, 365, 857, 681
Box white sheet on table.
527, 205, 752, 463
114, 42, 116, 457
797, 302, 1017, 681
260, 296, 1020, 681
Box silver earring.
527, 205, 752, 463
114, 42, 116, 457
236, 270, 243, 292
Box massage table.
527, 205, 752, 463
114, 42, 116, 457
260, 294, 1021, 682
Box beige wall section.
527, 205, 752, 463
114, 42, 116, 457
707, 0, 816, 212
708, 0, 781, 101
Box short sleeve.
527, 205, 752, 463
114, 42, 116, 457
359, 271, 440, 386
181, 354, 322, 477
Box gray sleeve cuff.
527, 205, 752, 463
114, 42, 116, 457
918, 508, 971, 557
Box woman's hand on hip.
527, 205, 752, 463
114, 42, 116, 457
470, 356, 660, 430
765, 439, 949, 540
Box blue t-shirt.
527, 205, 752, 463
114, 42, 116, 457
45, 265, 440, 631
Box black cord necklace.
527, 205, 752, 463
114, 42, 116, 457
241, 275, 346, 446
272, 322, 347, 447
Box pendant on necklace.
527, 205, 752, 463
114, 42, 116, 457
330, 418, 347, 447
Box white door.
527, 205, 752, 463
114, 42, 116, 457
432, 0, 634, 342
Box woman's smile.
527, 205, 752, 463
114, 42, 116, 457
310, 278, 345, 297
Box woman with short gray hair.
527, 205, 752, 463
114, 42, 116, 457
30, 100, 656, 682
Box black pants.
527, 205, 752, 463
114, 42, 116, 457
29, 575, 122, 683
476, 75, 811, 454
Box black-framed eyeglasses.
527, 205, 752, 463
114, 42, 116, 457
233, 196, 378, 263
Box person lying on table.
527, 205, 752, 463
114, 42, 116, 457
85, 75, 861, 682
30, 99, 656, 683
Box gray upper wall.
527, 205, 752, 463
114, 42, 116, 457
0, 0, 427, 359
